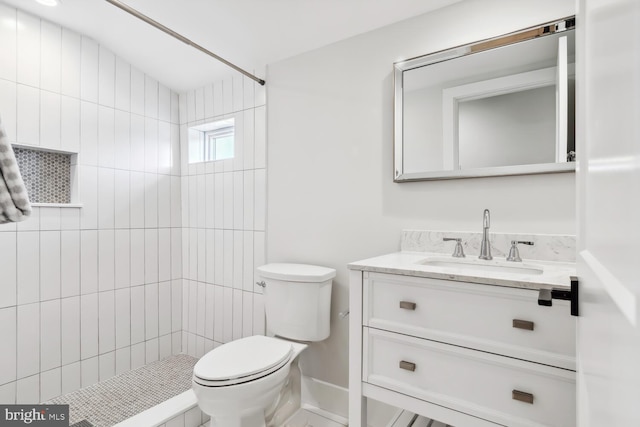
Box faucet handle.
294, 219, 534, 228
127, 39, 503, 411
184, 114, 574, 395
443, 237, 465, 258
506, 240, 534, 262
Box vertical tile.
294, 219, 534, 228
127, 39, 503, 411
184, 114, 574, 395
171, 227, 182, 280
158, 228, 171, 283
0, 233, 17, 308
232, 74, 243, 112
80, 101, 98, 166
17, 84, 39, 145
171, 91, 180, 124
171, 175, 181, 228
145, 173, 158, 228
253, 231, 266, 293
40, 300, 61, 371
40, 91, 61, 149
254, 168, 266, 231
115, 288, 130, 349
223, 172, 233, 229
114, 169, 131, 229
61, 296, 80, 365
181, 229, 189, 280
188, 281, 197, 334
243, 109, 255, 170
0, 4, 17, 81
158, 174, 171, 228
130, 229, 145, 286
182, 280, 189, 335
222, 78, 233, 114
80, 356, 99, 388
61, 29, 81, 98
131, 342, 145, 369
197, 174, 206, 228
98, 46, 115, 107
181, 176, 189, 228
171, 279, 182, 333
180, 125, 189, 176
232, 289, 242, 340
40, 231, 61, 301
145, 283, 159, 339
0, 80, 17, 143
197, 231, 206, 283
158, 121, 171, 175
17, 303, 39, 379
129, 171, 145, 228
186, 90, 195, 123
253, 293, 265, 335
80, 230, 98, 294
145, 229, 158, 283
79, 165, 98, 229
130, 285, 145, 344
17, 231, 39, 305
98, 291, 115, 354
213, 285, 223, 343
223, 231, 233, 287
205, 229, 215, 284
114, 109, 131, 171
80, 37, 99, 102
115, 347, 130, 375
232, 112, 244, 171
61, 230, 80, 298
16, 11, 40, 87
40, 21, 61, 92
145, 117, 158, 173
98, 229, 115, 291
159, 281, 171, 336
159, 334, 172, 360
61, 362, 80, 395
189, 229, 198, 280
115, 57, 131, 112
254, 105, 266, 168
243, 170, 254, 231
195, 87, 205, 121
172, 331, 181, 355
242, 291, 253, 338
223, 287, 233, 343
233, 171, 243, 229
233, 231, 243, 289
114, 229, 130, 289
188, 175, 197, 227
159, 84, 171, 122
243, 75, 255, 110
16, 375, 39, 404
0, 382, 16, 405
40, 368, 61, 402
130, 68, 145, 116
170, 123, 181, 176
204, 284, 214, 340
130, 113, 145, 172
98, 106, 115, 168
61, 95, 80, 153
0, 307, 17, 385
243, 232, 254, 291
146, 338, 159, 364
98, 167, 115, 229
99, 351, 115, 381
205, 174, 215, 229
214, 230, 223, 286
60, 208, 80, 231
196, 282, 205, 336
80, 293, 99, 359
40, 207, 61, 230
145, 75, 158, 119
16, 208, 38, 232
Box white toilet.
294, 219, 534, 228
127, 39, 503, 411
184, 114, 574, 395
192, 263, 335, 427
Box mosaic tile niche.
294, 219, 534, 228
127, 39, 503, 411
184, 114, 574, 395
13, 147, 72, 204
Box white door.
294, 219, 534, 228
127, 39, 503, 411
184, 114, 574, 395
577, 0, 640, 425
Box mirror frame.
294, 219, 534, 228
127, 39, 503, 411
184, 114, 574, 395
393, 16, 576, 182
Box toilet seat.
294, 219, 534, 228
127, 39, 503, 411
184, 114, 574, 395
193, 336, 293, 387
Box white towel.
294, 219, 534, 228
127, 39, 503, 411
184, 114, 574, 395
0, 115, 31, 223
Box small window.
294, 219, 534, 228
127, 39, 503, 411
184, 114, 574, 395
188, 118, 235, 164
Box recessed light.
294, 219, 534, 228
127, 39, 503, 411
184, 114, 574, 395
35, 0, 60, 6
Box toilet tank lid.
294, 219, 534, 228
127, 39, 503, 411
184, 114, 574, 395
257, 263, 336, 282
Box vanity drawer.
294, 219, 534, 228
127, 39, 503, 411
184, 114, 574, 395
363, 272, 575, 369
364, 328, 576, 427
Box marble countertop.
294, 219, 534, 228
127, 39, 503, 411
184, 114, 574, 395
348, 251, 576, 290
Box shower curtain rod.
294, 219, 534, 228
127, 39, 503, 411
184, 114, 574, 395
104, 0, 266, 86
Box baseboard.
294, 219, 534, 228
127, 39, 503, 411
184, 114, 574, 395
301, 376, 350, 420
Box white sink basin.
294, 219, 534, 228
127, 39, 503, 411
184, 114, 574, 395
417, 257, 544, 276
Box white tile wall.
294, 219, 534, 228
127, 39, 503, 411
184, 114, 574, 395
0, 5, 182, 403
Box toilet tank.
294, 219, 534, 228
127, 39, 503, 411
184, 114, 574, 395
257, 263, 335, 342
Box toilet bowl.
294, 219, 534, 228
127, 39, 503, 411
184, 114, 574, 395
192, 263, 335, 427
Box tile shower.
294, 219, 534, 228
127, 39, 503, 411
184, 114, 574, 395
0, 2, 267, 414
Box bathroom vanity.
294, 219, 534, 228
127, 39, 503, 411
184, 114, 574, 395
348, 231, 577, 427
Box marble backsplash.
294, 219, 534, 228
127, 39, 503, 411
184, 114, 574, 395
401, 230, 576, 262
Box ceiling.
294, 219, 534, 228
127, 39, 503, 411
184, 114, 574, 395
1, 0, 461, 92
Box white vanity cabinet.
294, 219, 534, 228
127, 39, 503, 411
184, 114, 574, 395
349, 268, 577, 427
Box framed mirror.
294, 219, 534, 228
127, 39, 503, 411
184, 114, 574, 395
394, 17, 576, 182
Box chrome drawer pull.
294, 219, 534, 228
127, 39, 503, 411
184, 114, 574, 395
399, 360, 416, 372
399, 301, 416, 310
512, 390, 534, 404
512, 319, 535, 331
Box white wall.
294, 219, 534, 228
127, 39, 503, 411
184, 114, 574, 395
267, 0, 576, 388
0, 5, 183, 403
177, 73, 268, 357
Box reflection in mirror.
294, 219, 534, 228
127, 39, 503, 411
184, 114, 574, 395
394, 17, 576, 181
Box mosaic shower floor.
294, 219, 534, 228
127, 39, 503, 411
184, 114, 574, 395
47, 354, 198, 427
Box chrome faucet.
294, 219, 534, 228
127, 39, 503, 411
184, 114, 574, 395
479, 209, 492, 260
